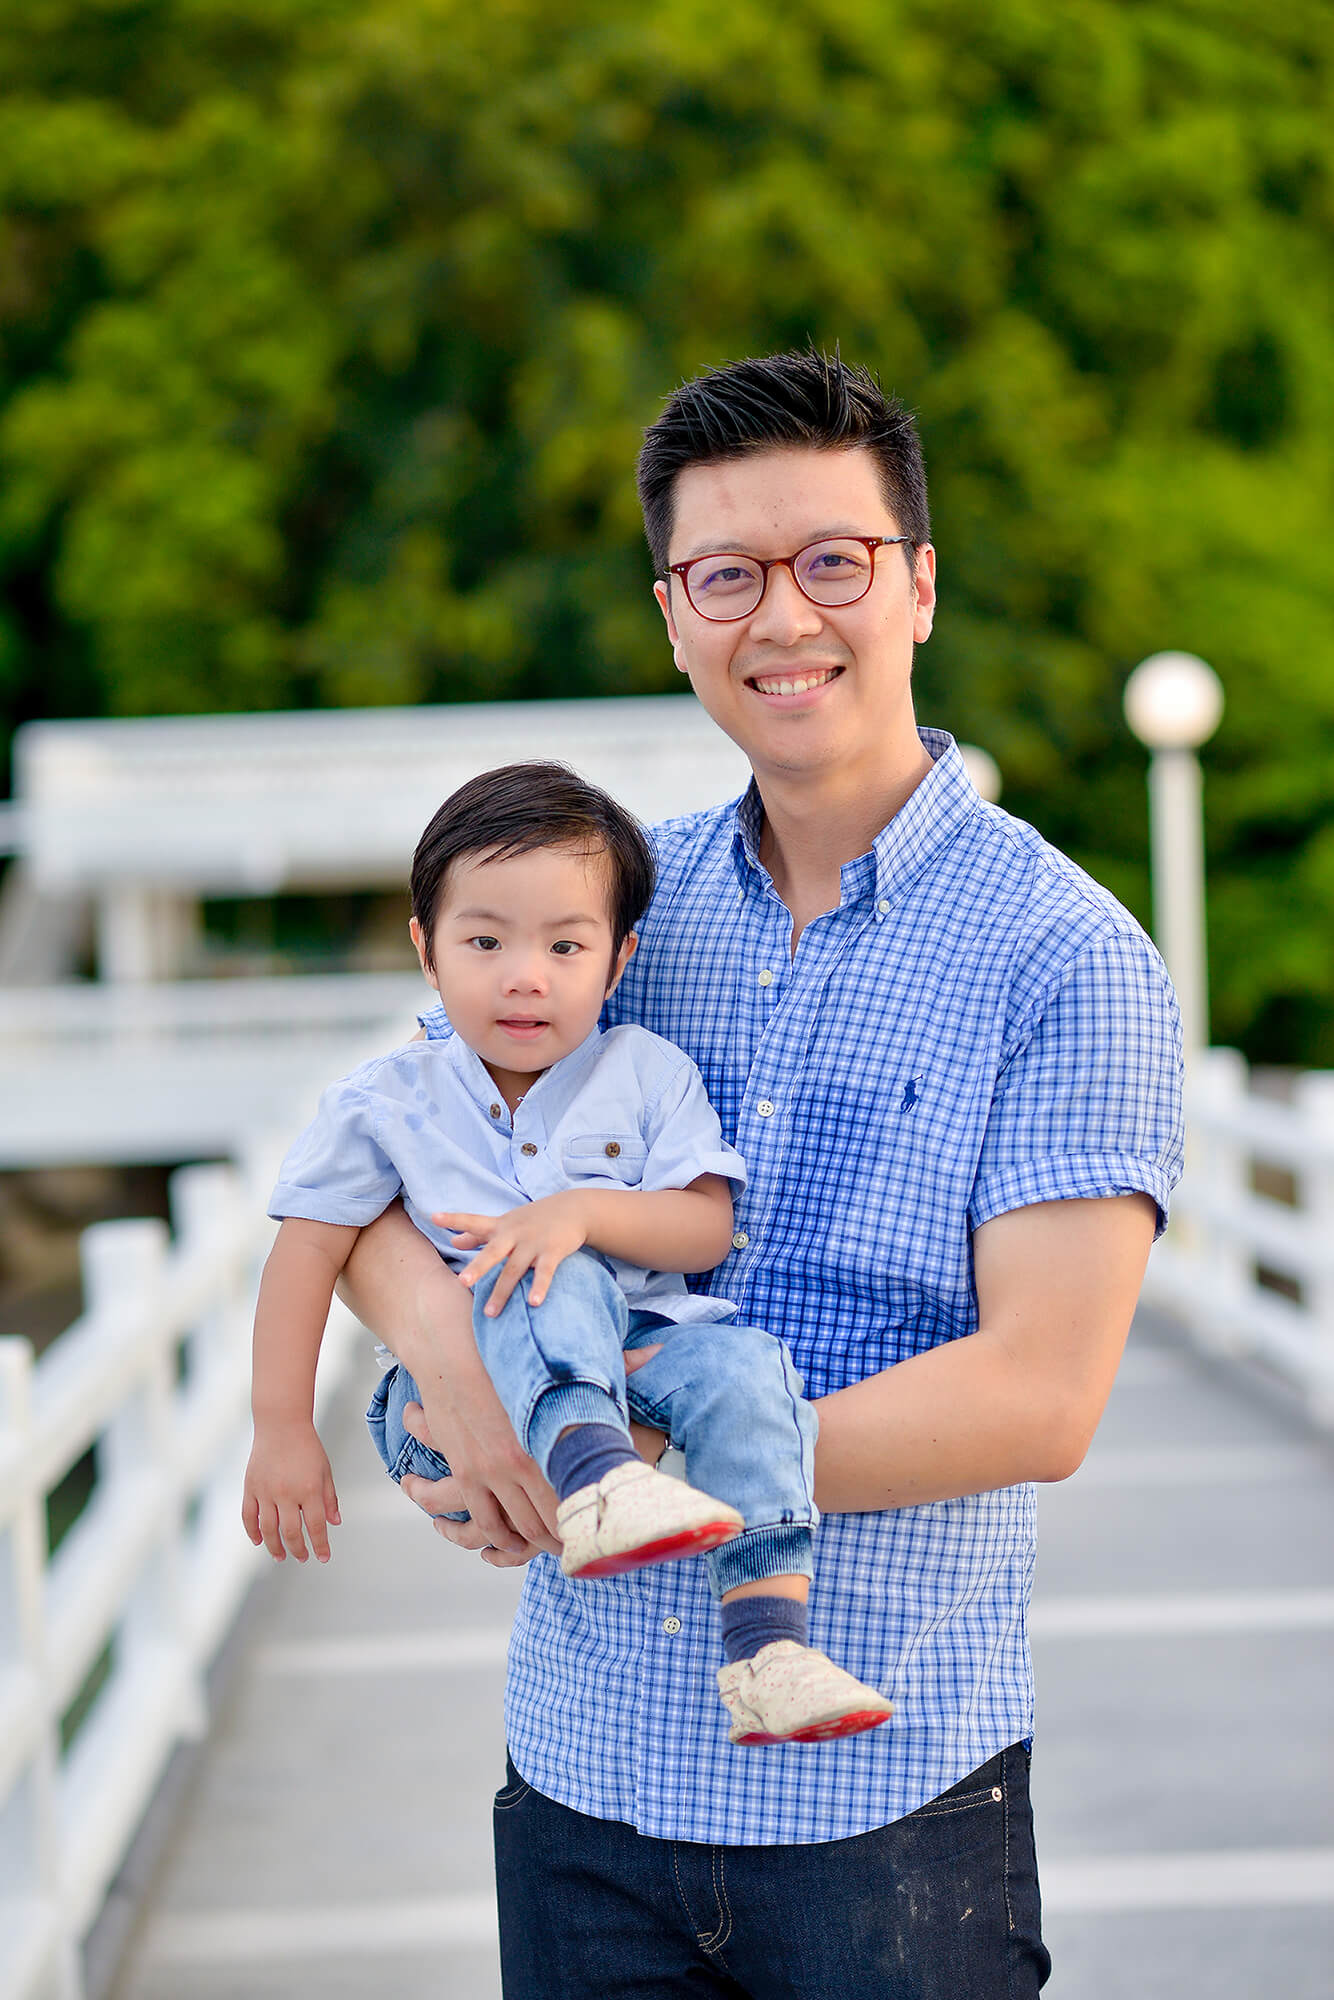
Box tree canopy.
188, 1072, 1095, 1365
2, 0, 1332, 1058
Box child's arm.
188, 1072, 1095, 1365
434, 1174, 735, 1316
242, 1217, 360, 1563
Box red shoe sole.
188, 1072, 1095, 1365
735, 1706, 893, 1746
567, 1519, 742, 1578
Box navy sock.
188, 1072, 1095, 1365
546, 1423, 639, 1503
720, 1592, 810, 1664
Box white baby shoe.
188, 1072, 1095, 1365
717, 1639, 893, 1745
557, 1460, 744, 1578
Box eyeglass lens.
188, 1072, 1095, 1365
683, 539, 876, 618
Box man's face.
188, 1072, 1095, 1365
653, 446, 936, 789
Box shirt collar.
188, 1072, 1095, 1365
444, 1022, 605, 1123
729, 729, 982, 912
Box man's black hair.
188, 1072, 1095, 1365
637, 349, 929, 579
410, 761, 655, 970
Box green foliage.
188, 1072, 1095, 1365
1, 0, 1332, 1058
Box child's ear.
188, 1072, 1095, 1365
605, 931, 638, 996
409, 916, 436, 986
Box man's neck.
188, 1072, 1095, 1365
755, 738, 936, 950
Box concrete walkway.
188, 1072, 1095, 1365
107, 1312, 1334, 1998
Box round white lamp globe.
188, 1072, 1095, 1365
1123, 652, 1224, 751
960, 744, 1002, 803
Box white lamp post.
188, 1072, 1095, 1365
1123, 651, 1224, 1058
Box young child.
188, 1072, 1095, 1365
242, 762, 892, 1746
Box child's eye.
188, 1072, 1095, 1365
550, 940, 580, 957
468, 936, 501, 952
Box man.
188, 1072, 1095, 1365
342, 350, 1183, 1995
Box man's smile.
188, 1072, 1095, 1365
745, 664, 844, 700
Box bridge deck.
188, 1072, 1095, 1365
105, 1314, 1334, 1999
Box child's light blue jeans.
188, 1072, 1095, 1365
366, 1247, 818, 1597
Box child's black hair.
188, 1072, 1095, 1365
410, 761, 656, 969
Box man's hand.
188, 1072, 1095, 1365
399, 1402, 551, 1567
242, 1419, 341, 1564
434, 1192, 591, 1314
398, 1330, 562, 1559
399, 1349, 670, 1564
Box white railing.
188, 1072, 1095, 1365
0, 975, 425, 1170
0, 1156, 361, 2000
1142, 1048, 1334, 1424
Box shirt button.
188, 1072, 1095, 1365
732, 1231, 749, 1250
604, 1141, 621, 1157
877, 899, 891, 915
520, 1142, 538, 1156
662, 1616, 682, 1635
757, 969, 774, 987
489, 1103, 502, 1118
756, 1100, 774, 1117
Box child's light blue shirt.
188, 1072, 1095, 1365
269, 1022, 746, 1327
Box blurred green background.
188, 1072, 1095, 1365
2, 0, 1332, 1060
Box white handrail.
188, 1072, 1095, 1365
1141, 1048, 1334, 1423
0, 972, 426, 1040
0, 1156, 362, 2000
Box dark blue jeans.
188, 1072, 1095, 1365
493, 1742, 1049, 1997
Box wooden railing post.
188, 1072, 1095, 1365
0, 1336, 81, 1998
1294, 1071, 1334, 1425
1188, 1047, 1251, 1352
79, 1219, 204, 1731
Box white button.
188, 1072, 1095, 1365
732, 1231, 749, 1250
757, 1100, 774, 1117
877, 899, 891, 915
991, 1786, 1003, 1802
663, 1616, 682, 1635
757, 968, 773, 987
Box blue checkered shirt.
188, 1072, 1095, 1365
421, 729, 1184, 1843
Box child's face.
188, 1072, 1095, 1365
410, 843, 635, 1098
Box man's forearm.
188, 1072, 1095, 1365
813, 1193, 1156, 1514
813, 1327, 1087, 1513
337, 1199, 465, 1373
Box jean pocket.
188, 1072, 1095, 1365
909, 1752, 1006, 1821
910, 1782, 1004, 1821
494, 1753, 532, 1812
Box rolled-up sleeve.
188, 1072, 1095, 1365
641, 1056, 747, 1196
969, 930, 1184, 1237
269, 1080, 404, 1227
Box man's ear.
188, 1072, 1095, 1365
653, 580, 690, 675
911, 543, 937, 645
408, 916, 436, 987
605, 931, 638, 996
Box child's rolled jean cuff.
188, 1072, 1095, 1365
366, 1362, 470, 1521
526, 1380, 631, 1477
708, 1523, 815, 1598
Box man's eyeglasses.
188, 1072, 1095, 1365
666, 536, 912, 623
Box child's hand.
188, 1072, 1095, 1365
433, 1193, 590, 1315
242, 1420, 341, 1563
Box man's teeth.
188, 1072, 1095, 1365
753, 668, 837, 696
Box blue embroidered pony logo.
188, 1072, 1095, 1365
900, 1074, 924, 1113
